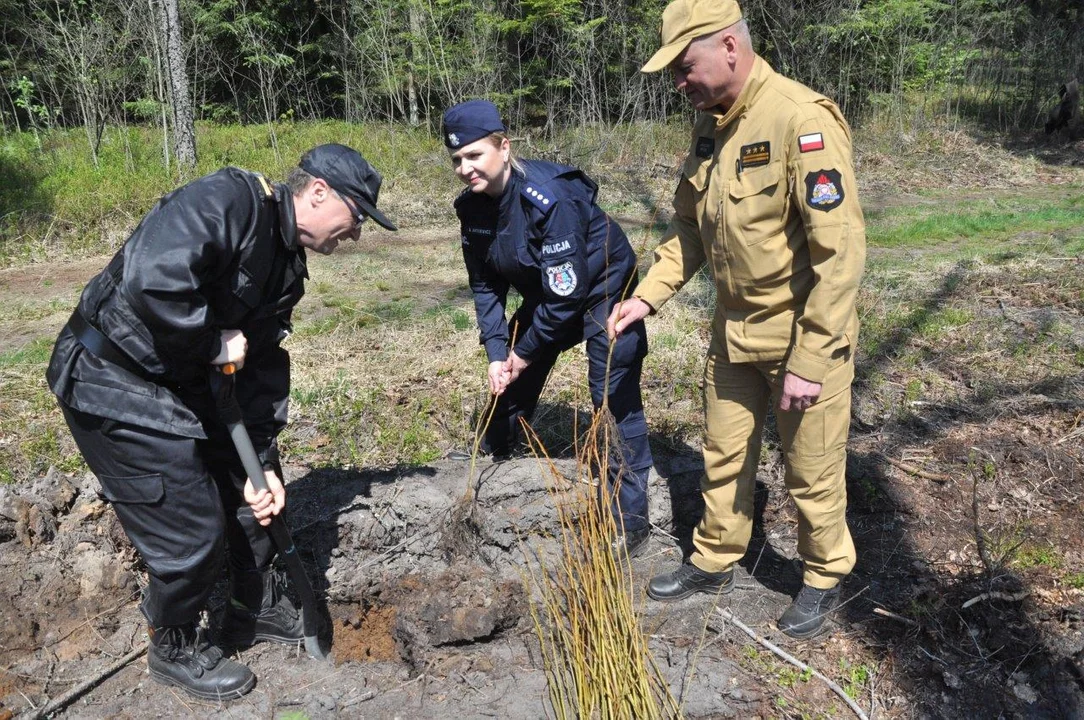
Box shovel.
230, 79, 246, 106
210, 362, 332, 662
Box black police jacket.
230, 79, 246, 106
455, 160, 638, 363
46, 168, 308, 463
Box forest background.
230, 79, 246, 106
3, 0, 1084, 134
1, 0, 1082, 179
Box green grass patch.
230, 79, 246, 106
1063, 572, 1084, 590
420, 305, 473, 331
1014, 543, 1063, 570
915, 307, 973, 338
867, 191, 1084, 253
0, 337, 54, 368
838, 659, 874, 702
286, 377, 442, 466
0, 119, 691, 264
294, 297, 418, 337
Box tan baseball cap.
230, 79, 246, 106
641, 0, 743, 73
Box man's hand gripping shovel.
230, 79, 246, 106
210, 362, 332, 662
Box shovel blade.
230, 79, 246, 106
304, 632, 333, 662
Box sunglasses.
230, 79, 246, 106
333, 190, 368, 228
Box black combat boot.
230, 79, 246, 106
777, 584, 840, 639
611, 526, 652, 562
647, 562, 735, 601
219, 568, 304, 648
148, 624, 255, 700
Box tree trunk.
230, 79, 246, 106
157, 0, 196, 170
407, 0, 421, 127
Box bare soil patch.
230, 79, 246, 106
0, 133, 1082, 717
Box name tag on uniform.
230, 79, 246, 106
466, 227, 494, 237
739, 142, 770, 170
695, 137, 715, 158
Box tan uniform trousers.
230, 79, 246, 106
691, 352, 857, 589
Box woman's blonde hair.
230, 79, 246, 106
485, 133, 526, 176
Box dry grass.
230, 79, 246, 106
519, 414, 679, 720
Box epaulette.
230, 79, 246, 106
247, 171, 274, 199
522, 182, 557, 214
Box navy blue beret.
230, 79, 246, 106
442, 100, 506, 149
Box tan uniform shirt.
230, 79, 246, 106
637, 56, 866, 384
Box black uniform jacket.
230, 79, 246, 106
47, 168, 308, 463
455, 160, 638, 363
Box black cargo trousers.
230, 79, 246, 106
59, 402, 275, 628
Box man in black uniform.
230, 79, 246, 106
46, 144, 396, 699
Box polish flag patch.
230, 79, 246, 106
799, 132, 824, 153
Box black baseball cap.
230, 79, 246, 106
299, 144, 397, 231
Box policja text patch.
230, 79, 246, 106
542, 239, 572, 256
805, 169, 844, 212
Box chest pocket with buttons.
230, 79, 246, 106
682, 152, 713, 194
726, 161, 785, 246
678, 152, 717, 239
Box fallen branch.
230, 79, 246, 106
1054, 414, 1083, 446
28, 642, 148, 719
340, 689, 375, 708
876, 451, 952, 483
962, 589, 1030, 609
716, 608, 869, 720
872, 607, 918, 627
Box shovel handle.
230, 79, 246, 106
211, 363, 270, 493
209, 361, 331, 660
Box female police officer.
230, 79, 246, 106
443, 99, 654, 558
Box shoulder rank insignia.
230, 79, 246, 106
739, 142, 770, 170
252, 173, 273, 199
523, 184, 556, 213
805, 169, 844, 212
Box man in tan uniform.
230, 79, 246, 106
608, 0, 865, 638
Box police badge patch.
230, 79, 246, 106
546, 261, 578, 296
804, 169, 844, 212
